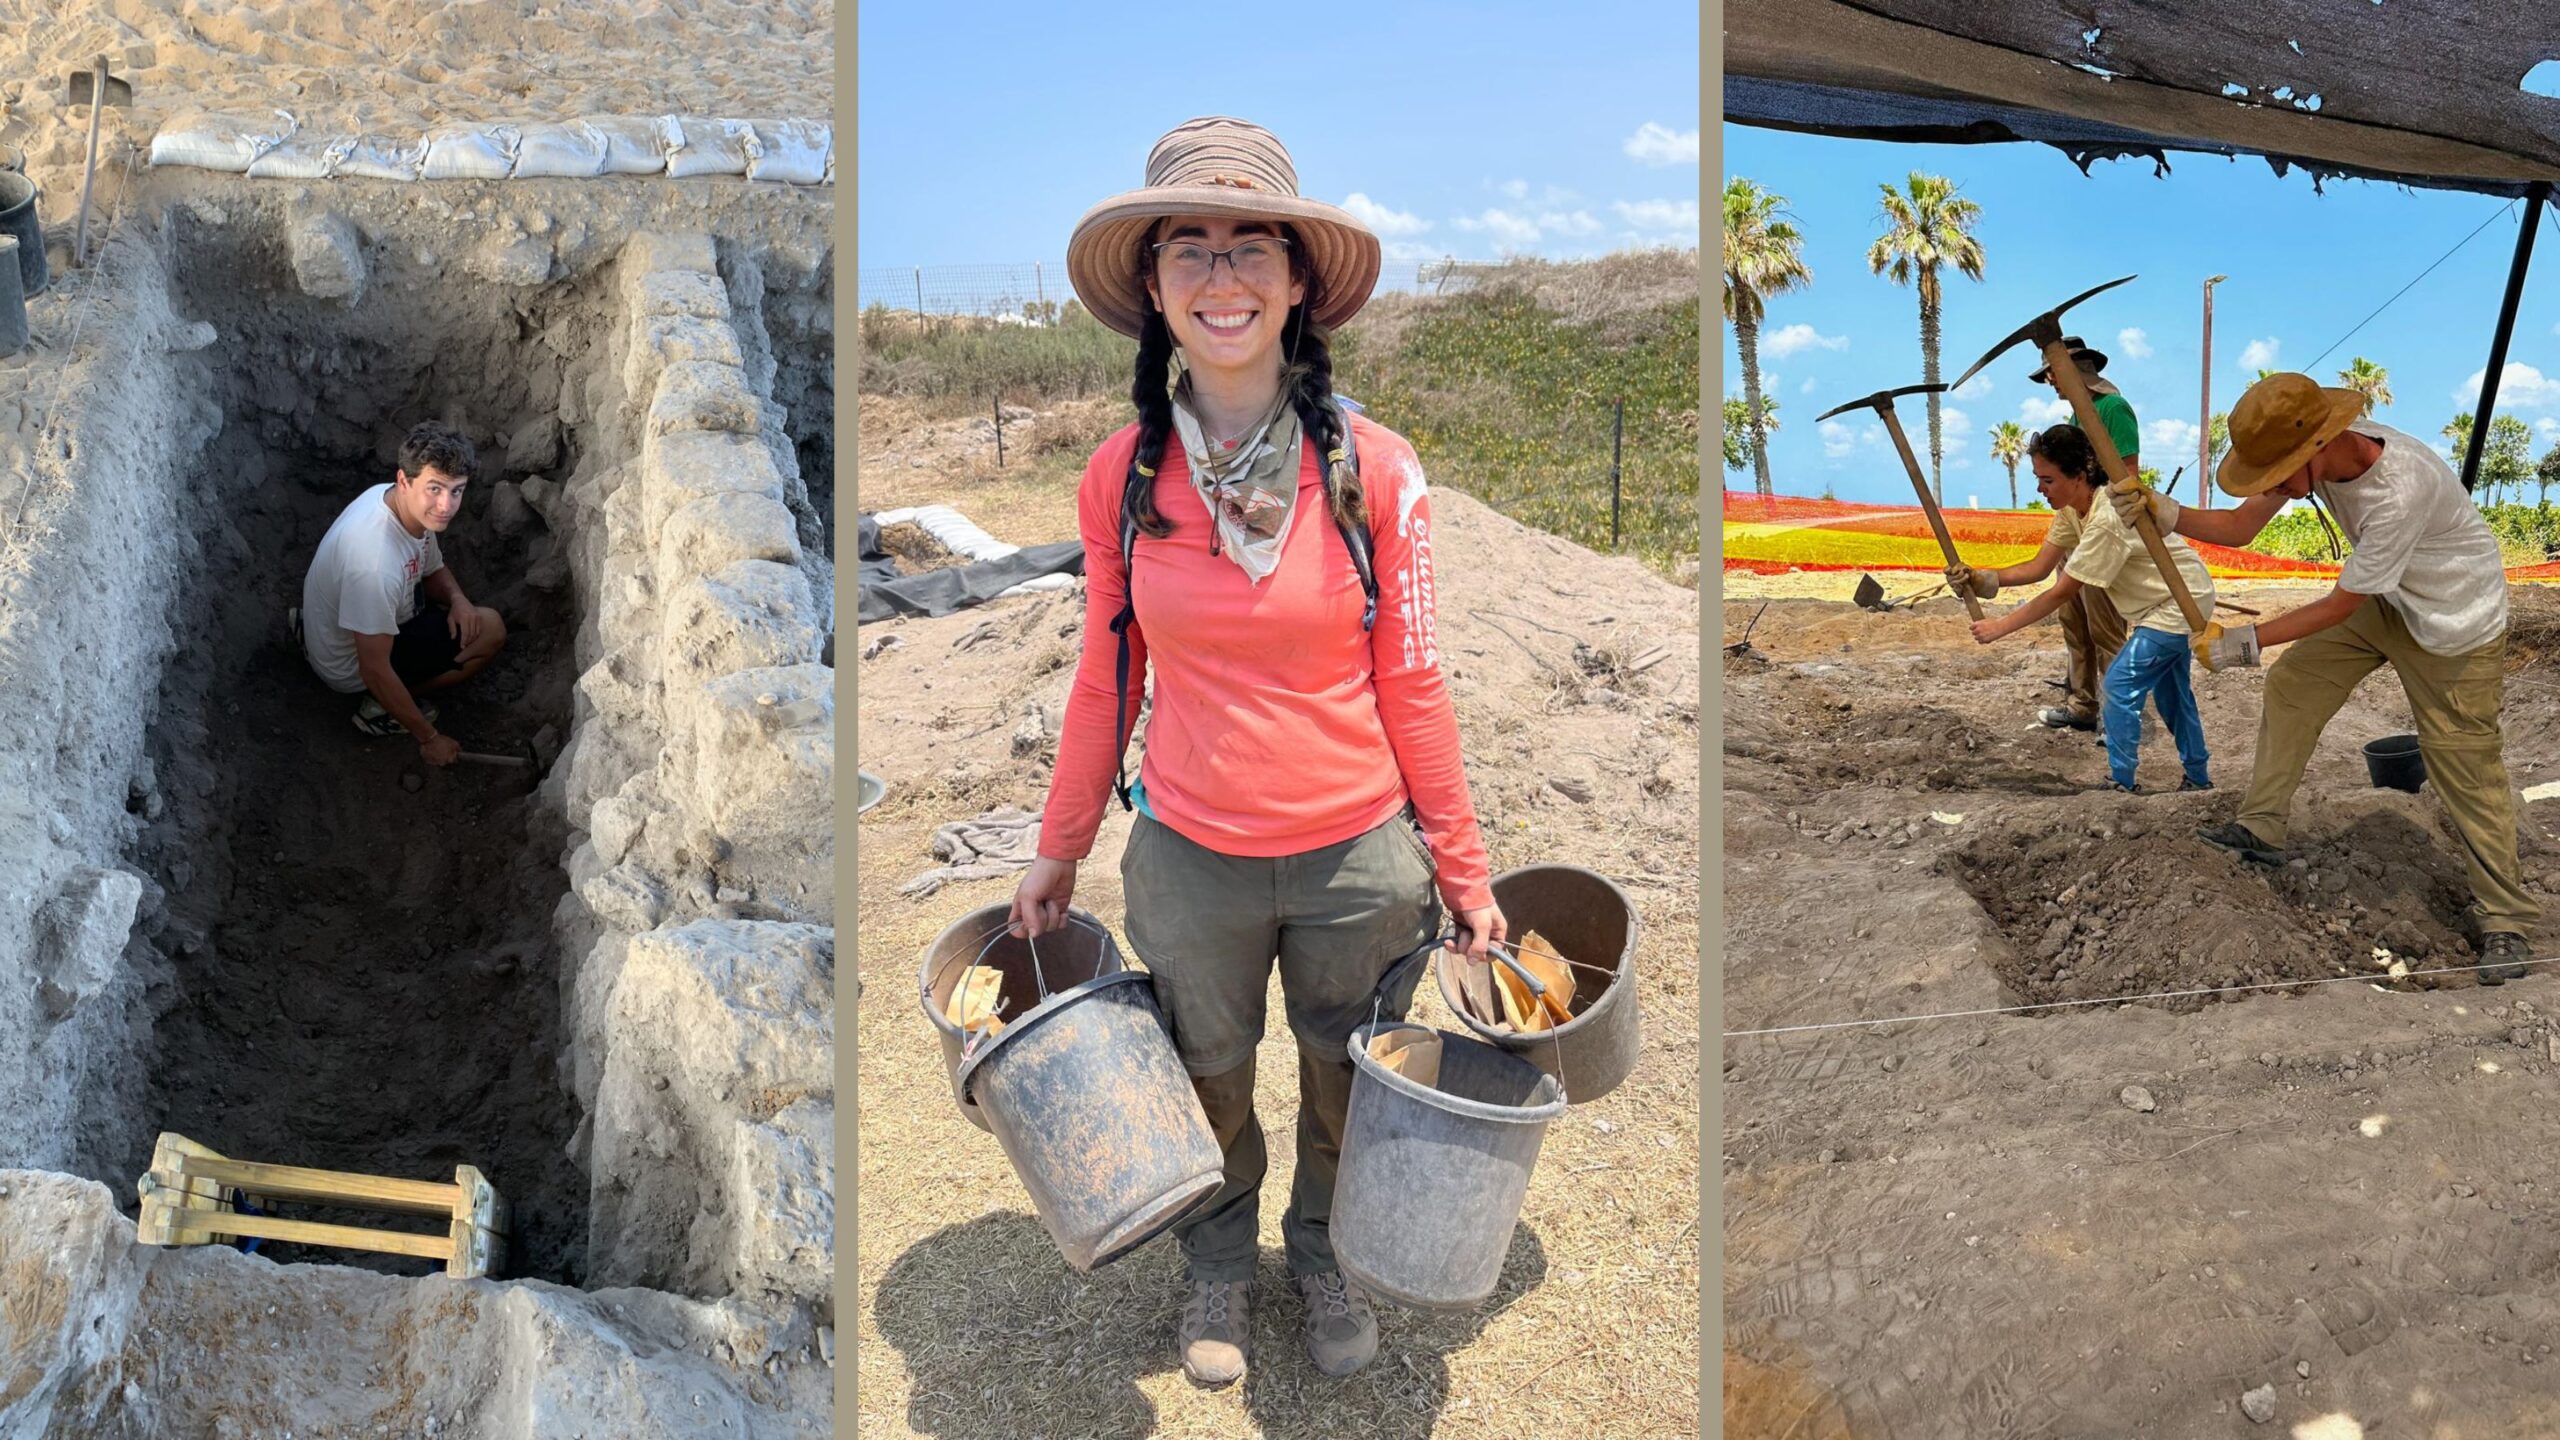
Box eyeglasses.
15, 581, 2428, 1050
1151, 236, 1292, 284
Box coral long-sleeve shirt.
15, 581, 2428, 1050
1038, 415, 1494, 915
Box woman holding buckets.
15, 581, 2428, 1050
1009, 116, 1504, 1386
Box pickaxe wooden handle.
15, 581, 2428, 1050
1873, 406, 1985, 622
2036, 339, 2211, 634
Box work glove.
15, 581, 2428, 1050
2191, 621, 2261, 673
2110, 481, 2178, 535
1944, 560, 1999, 600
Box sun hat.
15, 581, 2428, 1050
2025, 336, 2108, 384
1066, 116, 1382, 340
2217, 372, 2369, 497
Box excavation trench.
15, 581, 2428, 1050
138, 433, 586, 1280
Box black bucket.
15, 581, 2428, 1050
953, 964, 1224, 1272
917, 904, 1123, 1134
1335, 1017, 1566, 1309
1437, 864, 1642, 1104
0, 170, 45, 299
2364, 733, 2426, 793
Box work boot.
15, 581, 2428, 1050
2178, 778, 2213, 792
1177, 1278, 1250, 1387
2475, 931, 2532, 986
1297, 1271, 1378, 1377
2197, 820, 2283, 866
2038, 707, 2096, 731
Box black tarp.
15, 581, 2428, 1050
855, 512, 1086, 624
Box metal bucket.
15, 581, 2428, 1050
1438, 864, 1642, 1104
1335, 1019, 1565, 1308
0, 169, 45, 299
954, 965, 1223, 1272
918, 905, 1122, 1133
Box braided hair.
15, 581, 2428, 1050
1123, 222, 1365, 541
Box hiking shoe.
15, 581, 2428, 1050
2475, 931, 2531, 986
352, 697, 436, 738
2197, 821, 2283, 866
1178, 1278, 1250, 1387
1297, 1271, 1378, 1378
2178, 779, 2214, 792
2038, 708, 2097, 731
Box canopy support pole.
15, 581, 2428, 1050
2458, 181, 2547, 492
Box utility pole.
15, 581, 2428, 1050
2200, 274, 2226, 511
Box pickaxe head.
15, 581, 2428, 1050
1949, 274, 2137, 395
1815, 382, 1948, 424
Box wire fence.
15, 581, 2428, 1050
856, 259, 1514, 323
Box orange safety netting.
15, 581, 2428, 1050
1721, 492, 2344, 579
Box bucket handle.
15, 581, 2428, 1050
923, 909, 1114, 1002
1363, 930, 1572, 1101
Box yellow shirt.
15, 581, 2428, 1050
2061, 499, 2216, 637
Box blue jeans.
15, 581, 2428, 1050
2103, 626, 2210, 789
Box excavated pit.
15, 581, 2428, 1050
1944, 808, 2483, 1012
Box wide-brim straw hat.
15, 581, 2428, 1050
2026, 336, 2108, 384
1067, 116, 1382, 340
2217, 372, 2369, 497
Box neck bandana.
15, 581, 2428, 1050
1166, 351, 1305, 584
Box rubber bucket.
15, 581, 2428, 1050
2364, 734, 2426, 793
918, 904, 1123, 1134
0, 170, 44, 299
857, 769, 886, 813
954, 967, 1224, 1272
1438, 864, 1642, 1104
1335, 1018, 1566, 1309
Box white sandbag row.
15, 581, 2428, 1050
149, 112, 833, 185
867, 504, 1079, 599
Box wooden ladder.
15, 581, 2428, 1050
135, 1132, 509, 1279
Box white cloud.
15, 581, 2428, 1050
2117, 327, 2154, 360
1613, 198, 1700, 233
2018, 396, 2074, 428
2241, 336, 2282, 370
1452, 205, 1601, 248
1623, 122, 1700, 166
2539, 416, 2560, 444
2145, 417, 2201, 460
1340, 192, 1429, 238
1765, 323, 1849, 359
1382, 240, 1443, 264
1820, 421, 1856, 458
1498, 178, 1530, 200
1938, 407, 1973, 468
2453, 363, 2560, 413
1952, 371, 1995, 401
1800, 376, 1818, 395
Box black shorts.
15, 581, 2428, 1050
388, 604, 463, 685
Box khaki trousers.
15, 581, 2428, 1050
2236, 596, 2537, 936
1119, 810, 1442, 1283
2058, 586, 2130, 722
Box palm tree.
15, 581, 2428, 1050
1988, 420, 2028, 508
1867, 172, 1987, 502
2338, 357, 2392, 414
1722, 394, 1782, 476
2487, 414, 2535, 505
1723, 178, 1812, 498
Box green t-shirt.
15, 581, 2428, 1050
2070, 392, 2141, 466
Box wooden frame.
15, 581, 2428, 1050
135, 1132, 510, 1279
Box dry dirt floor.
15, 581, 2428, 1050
854, 397, 1703, 1438
1721, 582, 2560, 1437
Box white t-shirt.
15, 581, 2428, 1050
2316, 421, 2508, 656
301, 483, 443, 693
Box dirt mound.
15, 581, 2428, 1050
1946, 809, 2482, 1009
1728, 696, 2081, 797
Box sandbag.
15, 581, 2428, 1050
335, 135, 424, 181
513, 120, 608, 178
746, 119, 830, 185
420, 123, 520, 180
661, 116, 753, 178
588, 115, 668, 175
149, 110, 296, 172
244, 135, 347, 179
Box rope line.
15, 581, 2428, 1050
1725, 953, 2560, 1039
2304, 199, 2516, 374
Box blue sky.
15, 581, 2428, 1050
856, 0, 1699, 271
1723, 126, 2560, 509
